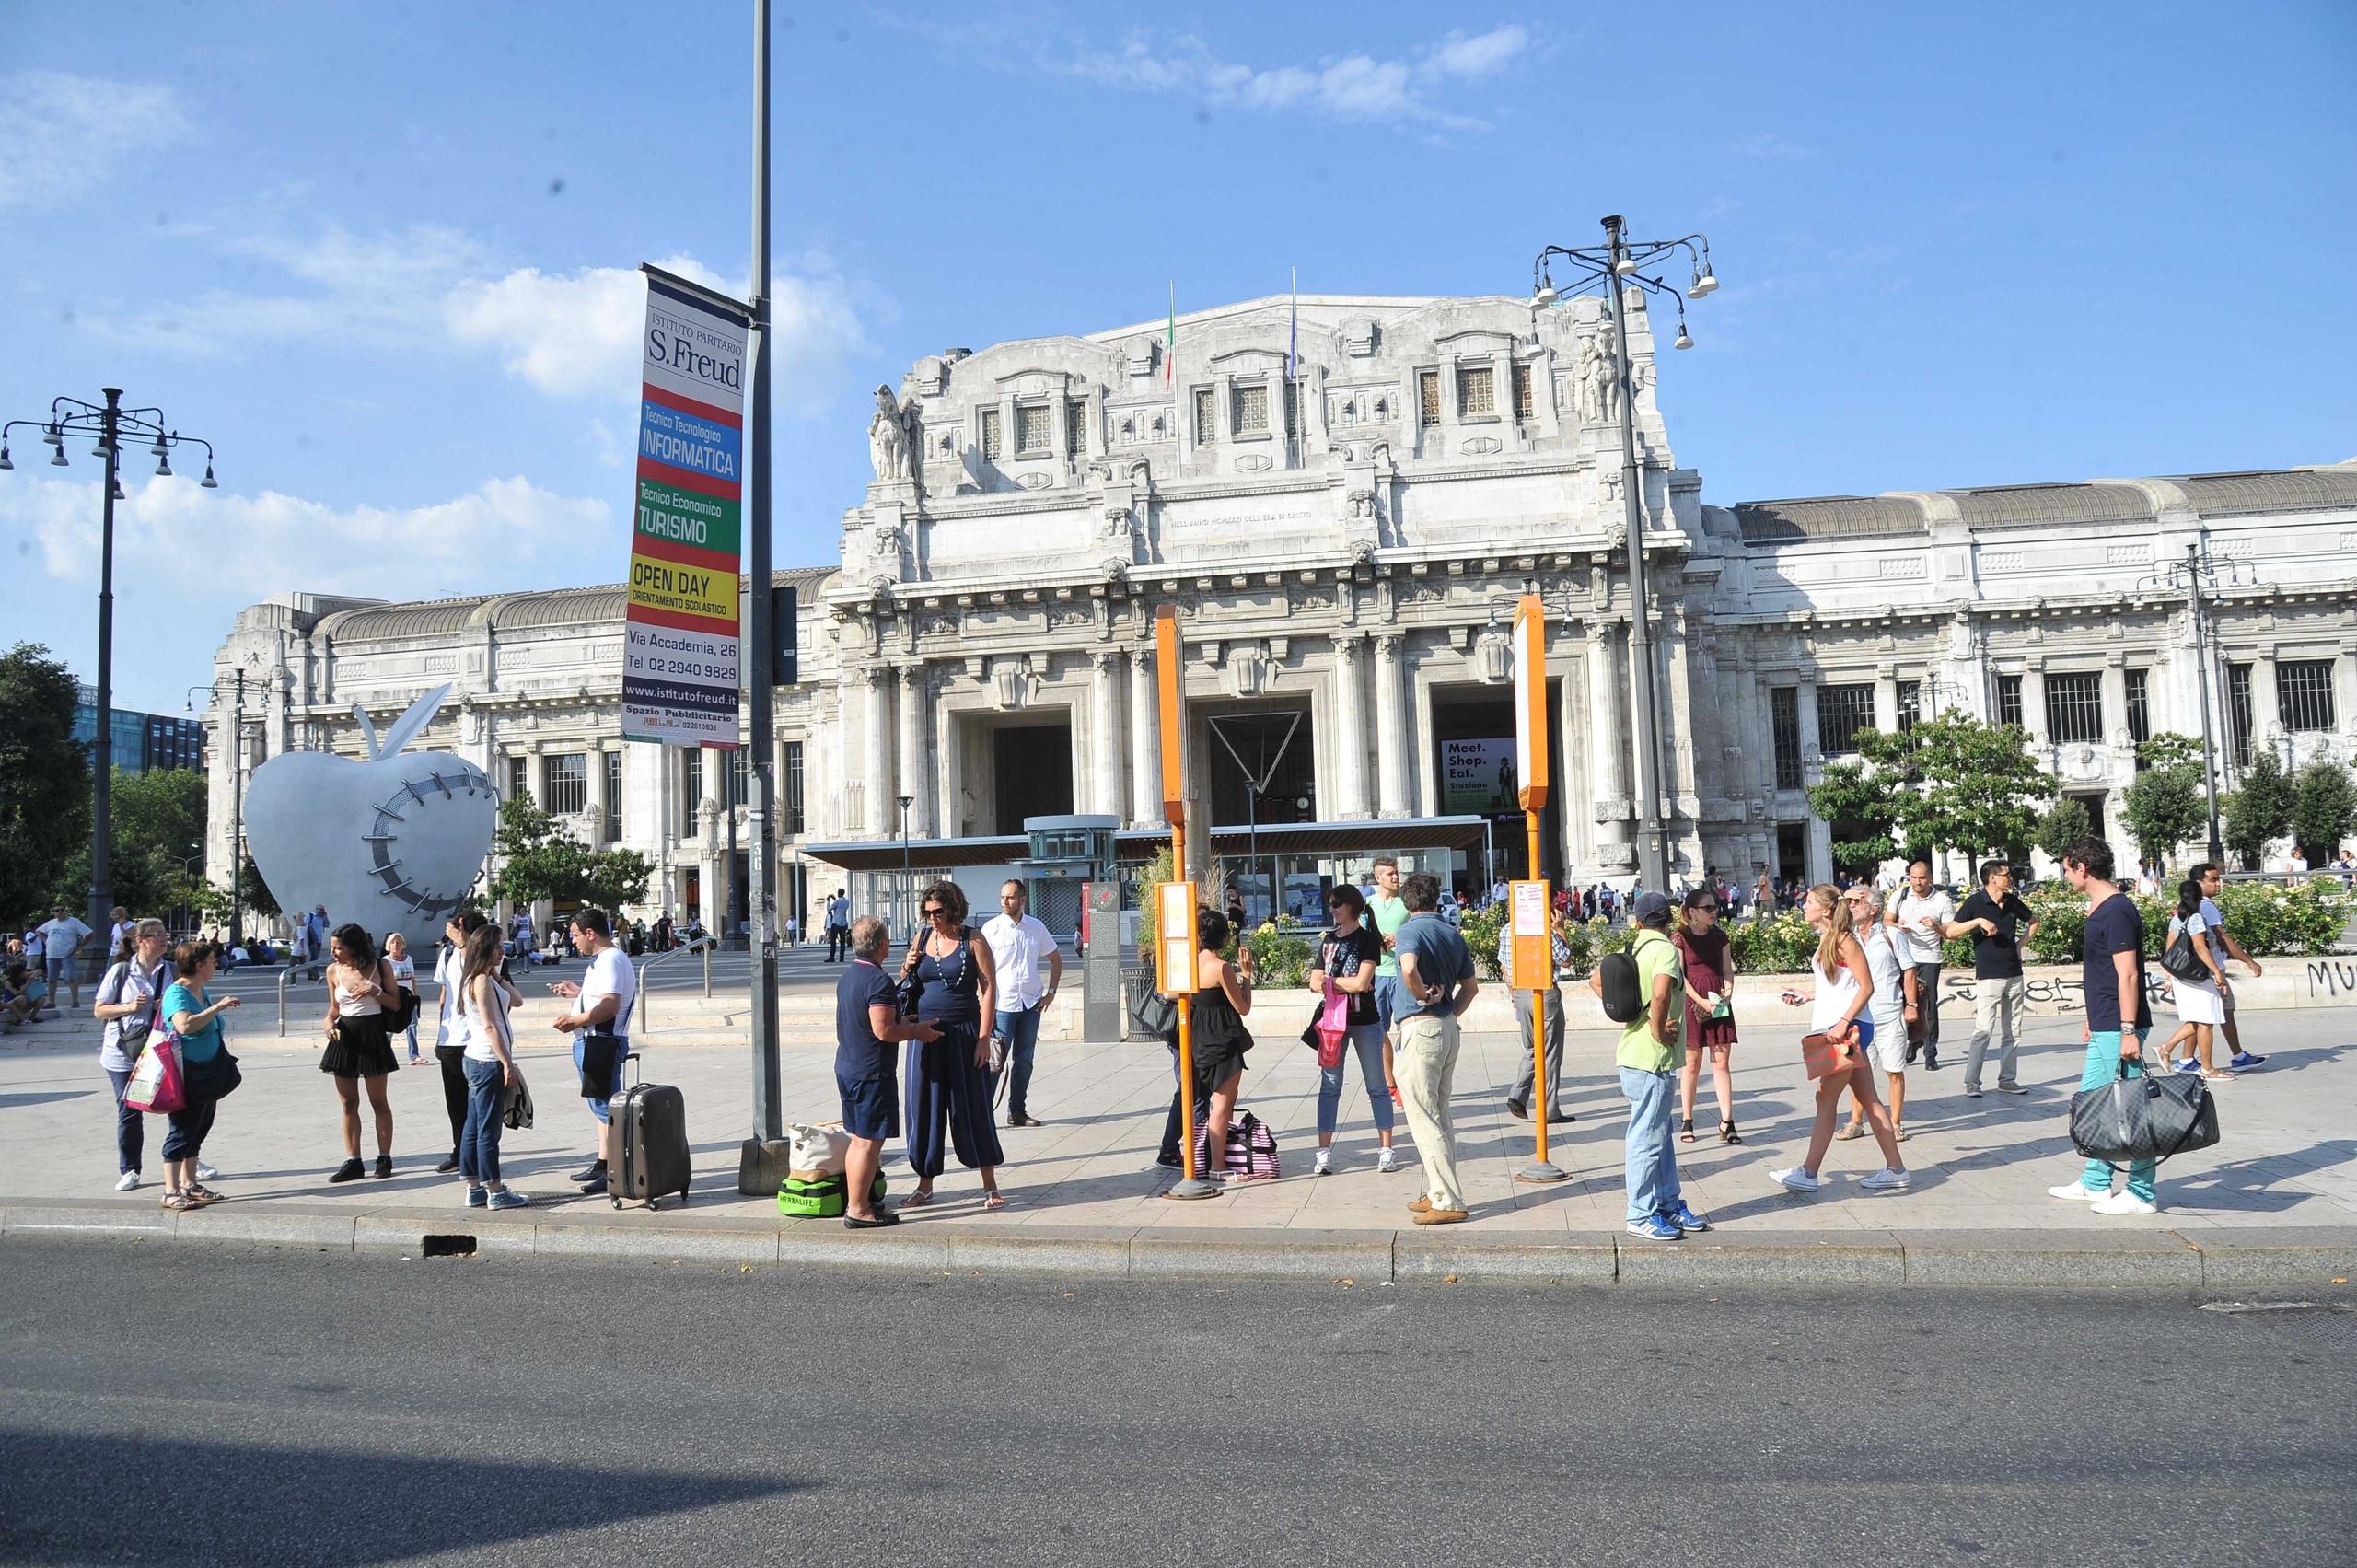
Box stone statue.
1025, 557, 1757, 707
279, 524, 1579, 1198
1575, 332, 1619, 425
867, 385, 915, 482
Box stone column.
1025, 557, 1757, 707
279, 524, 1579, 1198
1799, 677, 1831, 883
1129, 646, 1162, 828
1092, 649, 1125, 819
2252, 647, 2281, 763
1587, 623, 1631, 865
863, 665, 892, 838
1873, 667, 1900, 734
2335, 641, 2357, 758
2022, 664, 2049, 745
1558, 642, 1587, 875
1373, 633, 1410, 819
898, 665, 931, 839
1330, 633, 1369, 819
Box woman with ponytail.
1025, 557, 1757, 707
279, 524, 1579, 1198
1771, 884, 1910, 1195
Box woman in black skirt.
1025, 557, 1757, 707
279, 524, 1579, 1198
320, 923, 401, 1182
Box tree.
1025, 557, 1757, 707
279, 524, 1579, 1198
1806, 713, 2056, 868
485, 795, 651, 911
2223, 749, 2294, 869
54, 765, 208, 918
2290, 760, 2357, 863
199, 855, 280, 926
2120, 732, 2209, 874
0, 643, 89, 924
2034, 796, 2092, 864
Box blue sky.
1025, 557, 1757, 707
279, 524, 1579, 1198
3, 1, 2351, 714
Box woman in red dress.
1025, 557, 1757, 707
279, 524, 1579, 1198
1672, 888, 1741, 1144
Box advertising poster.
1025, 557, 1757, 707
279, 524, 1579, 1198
1441, 737, 1517, 816
622, 266, 750, 749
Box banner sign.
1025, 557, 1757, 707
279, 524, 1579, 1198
1441, 738, 1517, 816
623, 265, 751, 749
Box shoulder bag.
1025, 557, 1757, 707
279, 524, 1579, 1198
1131, 984, 1178, 1040
2160, 923, 2211, 985
2070, 1058, 2220, 1170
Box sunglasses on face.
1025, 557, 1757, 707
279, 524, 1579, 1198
923, 906, 946, 916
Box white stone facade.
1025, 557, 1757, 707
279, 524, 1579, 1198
204, 291, 2357, 931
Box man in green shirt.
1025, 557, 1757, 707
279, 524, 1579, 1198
1367, 855, 1411, 1042
1589, 891, 1709, 1240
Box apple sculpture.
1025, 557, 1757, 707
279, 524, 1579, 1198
244, 683, 498, 955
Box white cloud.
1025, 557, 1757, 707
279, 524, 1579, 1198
0, 71, 191, 207
5, 470, 610, 610
887, 16, 1531, 129
1731, 133, 1810, 161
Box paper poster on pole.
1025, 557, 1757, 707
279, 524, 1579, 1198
1508, 879, 1553, 990
622, 265, 751, 749
1155, 880, 1197, 997
1513, 593, 1550, 811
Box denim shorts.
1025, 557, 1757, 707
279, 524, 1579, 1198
572, 1034, 631, 1124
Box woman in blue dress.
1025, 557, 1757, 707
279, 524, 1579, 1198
898, 881, 1006, 1209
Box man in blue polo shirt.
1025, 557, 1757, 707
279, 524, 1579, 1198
834, 916, 940, 1227
1392, 873, 1480, 1225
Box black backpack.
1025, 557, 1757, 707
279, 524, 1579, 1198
1597, 947, 1643, 1023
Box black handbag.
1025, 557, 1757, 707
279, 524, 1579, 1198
1131, 985, 1178, 1039
576, 1028, 625, 1099
185, 1047, 242, 1102
2069, 1060, 2220, 1171
2160, 925, 2211, 984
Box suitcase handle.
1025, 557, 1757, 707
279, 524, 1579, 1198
623, 1049, 641, 1089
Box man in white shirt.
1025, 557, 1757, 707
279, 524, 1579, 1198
551, 907, 639, 1195
1886, 860, 1955, 1070
981, 879, 1062, 1128
36, 905, 93, 1008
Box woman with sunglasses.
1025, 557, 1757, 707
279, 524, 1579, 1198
1671, 888, 1740, 1144
1771, 884, 1910, 1195
898, 881, 1005, 1210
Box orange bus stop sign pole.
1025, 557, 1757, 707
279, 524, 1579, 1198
1513, 594, 1568, 1183
1155, 608, 1220, 1200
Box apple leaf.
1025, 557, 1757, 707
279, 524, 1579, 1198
375, 683, 452, 760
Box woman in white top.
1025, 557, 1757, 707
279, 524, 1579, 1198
2161, 878, 2233, 1081
93, 918, 171, 1191
1772, 884, 1909, 1194
320, 923, 401, 1183
385, 933, 421, 1064
1839, 886, 1913, 1144
453, 922, 528, 1208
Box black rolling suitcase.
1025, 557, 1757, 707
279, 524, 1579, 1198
610, 1051, 691, 1209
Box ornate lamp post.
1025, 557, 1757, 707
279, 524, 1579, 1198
3, 390, 216, 976
1530, 219, 1717, 892
2140, 542, 2249, 865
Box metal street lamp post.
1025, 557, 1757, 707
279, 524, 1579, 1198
898, 794, 915, 934
1530, 218, 1717, 893
2140, 542, 2244, 865
5, 391, 217, 980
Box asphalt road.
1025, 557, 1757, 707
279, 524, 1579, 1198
1, 1240, 2350, 1566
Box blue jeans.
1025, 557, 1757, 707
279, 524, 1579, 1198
1619, 1066, 1683, 1223
106, 1066, 144, 1174
992, 1003, 1043, 1120
459, 1056, 507, 1186
2078, 1028, 2156, 1203
1316, 1022, 1394, 1137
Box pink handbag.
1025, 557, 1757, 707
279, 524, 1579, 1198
125, 1034, 185, 1115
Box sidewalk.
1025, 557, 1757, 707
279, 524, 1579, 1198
5, 1002, 2353, 1287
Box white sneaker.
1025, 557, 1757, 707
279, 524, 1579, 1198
2048, 1182, 2104, 1202
1858, 1166, 1911, 1191
1313, 1148, 1333, 1176
196, 1164, 219, 1182
1376, 1147, 1399, 1174
2091, 1190, 2161, 1216
1770, 1167, 1821, 1192
113, 1172, 140, 1192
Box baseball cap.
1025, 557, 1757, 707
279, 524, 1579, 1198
1631, 890, 1672, 924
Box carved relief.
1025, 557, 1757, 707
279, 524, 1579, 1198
1233, 453, 1272, 473
1574, 331, 1620, 424
1461, 436, 1503, 456
1225, 642, 1271, 699
989, 656, 1040, 712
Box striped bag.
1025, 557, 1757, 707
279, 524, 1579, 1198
1196, 1109, 1281, 1180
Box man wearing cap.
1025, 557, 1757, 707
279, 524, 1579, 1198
1591, 891, 1711, 1240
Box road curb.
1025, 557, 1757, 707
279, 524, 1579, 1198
6, 1200, 2354, 1290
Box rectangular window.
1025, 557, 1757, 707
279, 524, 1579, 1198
1996, 674, 2025, 729
1417, 370, 1440, 425
1512, 360, 1533, 419
2278, 659, 2338, 732
1064, 399, 1086, 457
1192, 387, 1215, 444
1771, 688, 1802, 790
1282, 380, 1298, 437
1897, 680, 1922, 735
723, 750, 749, 809
1016, 401, 1051, 454
978, 407, 1002, 461
1457, 365, 1495, 417
2225, 663, 2253, 766
2125, 669, 2151, 747
2045, 671, 2104, 744
602, 749, 622, 836
505, 755, 530, 804
1233, 382, 1269, 435
680, 753, 703, 836
784, 739, 805, 836
543, 751, 587, 816
1816, 683, 1876, 755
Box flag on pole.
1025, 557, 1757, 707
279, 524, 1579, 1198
1165, 282, 1176, 381
1286, 267, 1297, 384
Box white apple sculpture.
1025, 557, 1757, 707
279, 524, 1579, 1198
244, 684, 498, 954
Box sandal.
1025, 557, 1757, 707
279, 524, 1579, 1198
1720, 1121, 1743, 1145
1892, 1126, 1910, 1143
981, 1191, 1008, 1211
899, 1189, 935, 1208
184, 1185, 224, 1205
160, 1192, 194, 1212
1678, 1118, 1696, 1144
2200, 1069, 2235, 1082
1836, 1122, 1865, 1141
